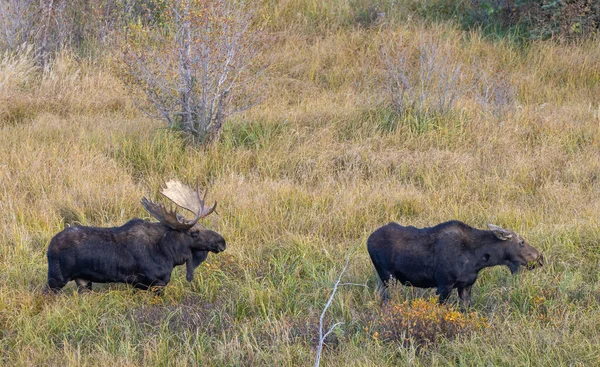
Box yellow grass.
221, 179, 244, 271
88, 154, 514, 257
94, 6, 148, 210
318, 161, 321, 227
1, 5, 600, 366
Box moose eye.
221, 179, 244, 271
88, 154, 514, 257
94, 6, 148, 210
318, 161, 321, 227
191, 231, 200, 238
519, 240, 525, 247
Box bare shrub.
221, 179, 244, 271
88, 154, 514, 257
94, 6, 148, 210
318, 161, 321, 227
119, 0, 260, 144
472, 64, 516, 124
0, 0, 134, 65
0, 0, 38, 52
380, 35, 463, 117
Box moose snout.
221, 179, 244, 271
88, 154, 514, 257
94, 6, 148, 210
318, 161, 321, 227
537, 253, 544, 266
215, 239, 227, 253
526, 253, 544, 270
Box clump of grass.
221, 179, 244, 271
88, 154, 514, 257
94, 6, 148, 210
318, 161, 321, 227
222, 119, 288, 149
258, 0, 387, 34
0, 45, 37, 88
0, 45, 38, 126
108, 130, 190, 180
129, 293, 235, 338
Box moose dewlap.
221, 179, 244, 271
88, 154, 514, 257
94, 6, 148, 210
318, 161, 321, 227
367, 221, 544, 305
44, 180, 226, 294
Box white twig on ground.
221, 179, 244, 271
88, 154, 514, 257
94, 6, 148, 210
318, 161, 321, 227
314, 247, 367, 367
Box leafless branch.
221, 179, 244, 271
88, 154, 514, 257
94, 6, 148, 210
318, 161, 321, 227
314, 246, 363, 367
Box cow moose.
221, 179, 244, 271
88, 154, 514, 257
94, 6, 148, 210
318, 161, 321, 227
44, 180, 226, 294
367, 221, 544, 306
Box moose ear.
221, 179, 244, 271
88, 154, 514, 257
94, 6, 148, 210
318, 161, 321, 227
487, 223, 513, 241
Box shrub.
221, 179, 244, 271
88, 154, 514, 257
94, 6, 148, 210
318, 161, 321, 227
519, 0, 600, 40
0, 0, 132, 64
472, 64, 516, 124
469, 0, 600, 40
119, 0, 260, 144
370, 298, 488, 348
380, 35, 464, 118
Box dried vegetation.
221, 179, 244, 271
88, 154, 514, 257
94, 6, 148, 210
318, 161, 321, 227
1, 0, 600, 366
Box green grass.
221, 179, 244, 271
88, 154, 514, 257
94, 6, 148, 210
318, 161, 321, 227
1, 1, 600, 366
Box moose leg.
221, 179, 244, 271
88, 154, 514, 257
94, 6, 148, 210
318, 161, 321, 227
133, 279, 166, 295
75, 279, 92, 293
372, 264, 393, 303
457, 286, 472, 308
44, 277, 67, 294
150, 279, 168, 296
132, 282, 150, 291
376, 277, 390, 303
436, 284, 453, 304
44, 262, 67, 293
150, 286, 165, 296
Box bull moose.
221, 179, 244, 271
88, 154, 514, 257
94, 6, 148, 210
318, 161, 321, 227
44, 180, 226, 294
367, 221, 544, 305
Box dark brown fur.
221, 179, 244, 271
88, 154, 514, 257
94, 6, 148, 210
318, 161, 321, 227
367, 220, 543, 305
45, 219, 225, 293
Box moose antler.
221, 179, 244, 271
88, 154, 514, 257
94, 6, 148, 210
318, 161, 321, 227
160, 180, 217, 218
141, 180, 217, 230
141, 198, 192, 230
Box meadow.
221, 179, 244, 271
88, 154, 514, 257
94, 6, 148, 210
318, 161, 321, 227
1, 1, 600, 365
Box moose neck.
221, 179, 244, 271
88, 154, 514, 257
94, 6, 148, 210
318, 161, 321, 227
159, 227, 192, 266
474, 231, 510, 271
186, 250, 208, 281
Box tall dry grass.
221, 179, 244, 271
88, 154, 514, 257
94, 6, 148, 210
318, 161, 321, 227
1, 3, 600, 366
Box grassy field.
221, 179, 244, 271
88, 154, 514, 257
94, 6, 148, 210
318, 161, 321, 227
1, 1, 600, 365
